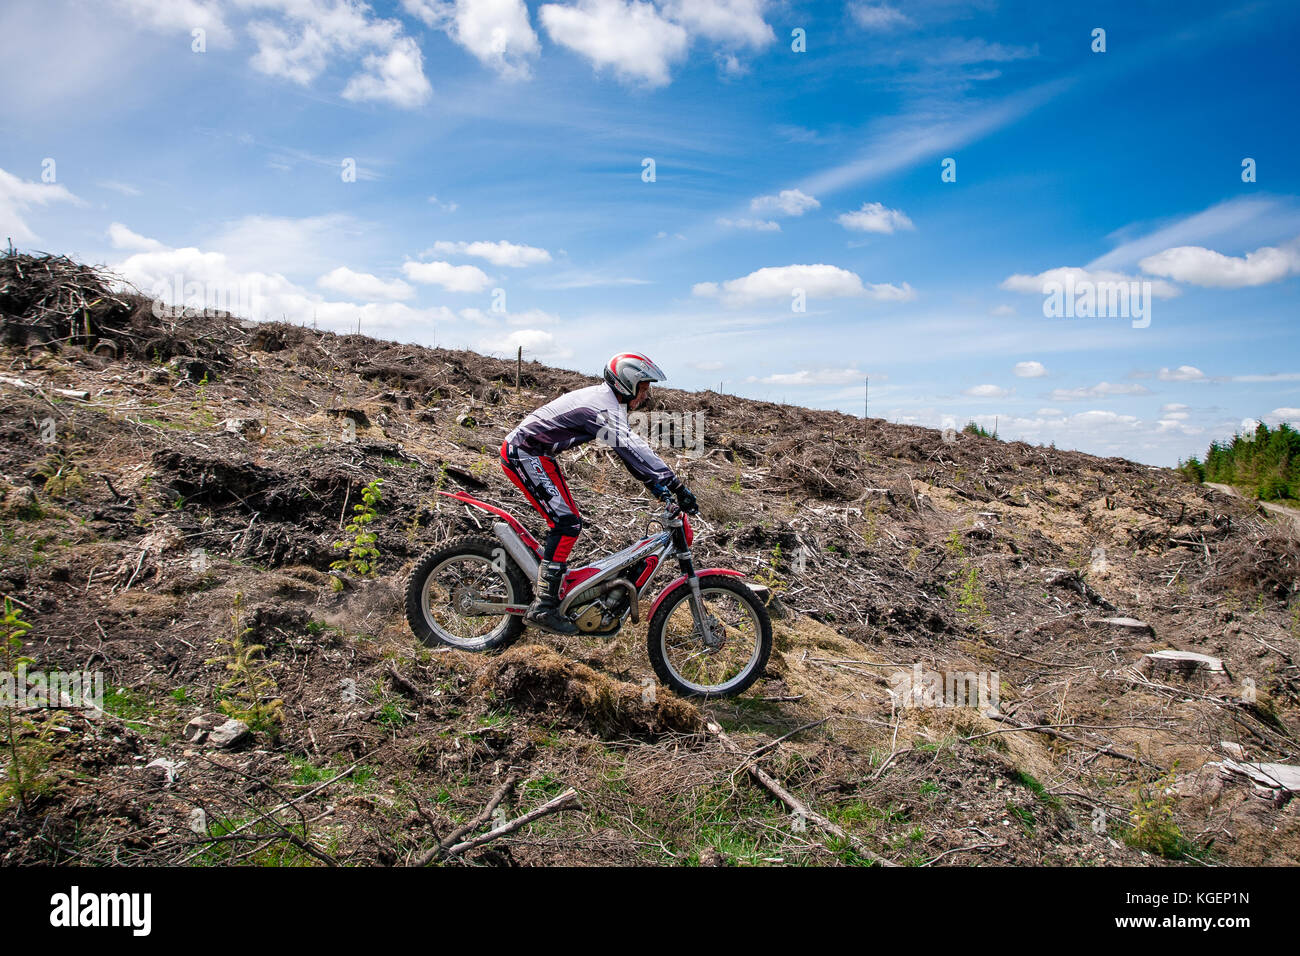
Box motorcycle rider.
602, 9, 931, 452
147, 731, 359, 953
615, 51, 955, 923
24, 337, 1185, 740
500, 352, 698, 635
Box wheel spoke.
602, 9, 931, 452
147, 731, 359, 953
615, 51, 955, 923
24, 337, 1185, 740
421, 553, 516, 649
659, 586, 763, 693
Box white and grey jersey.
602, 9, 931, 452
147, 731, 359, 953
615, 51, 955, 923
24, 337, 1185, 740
504, 383, 674, 486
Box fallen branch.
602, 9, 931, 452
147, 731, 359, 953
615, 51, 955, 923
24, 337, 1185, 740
707, 720, 897, 867
411, 771, 521, 866
0, 375, 89, 400
986, 714, 1152, 768
442, 789, 581, 861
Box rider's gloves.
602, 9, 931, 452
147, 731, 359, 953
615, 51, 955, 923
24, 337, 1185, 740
646, 480, 674, 502
667, 477, 699, 515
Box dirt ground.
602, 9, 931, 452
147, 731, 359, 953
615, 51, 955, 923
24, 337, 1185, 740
1, 253, 1298, 866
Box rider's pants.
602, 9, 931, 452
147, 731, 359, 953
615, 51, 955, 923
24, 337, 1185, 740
499, 439, 583, 563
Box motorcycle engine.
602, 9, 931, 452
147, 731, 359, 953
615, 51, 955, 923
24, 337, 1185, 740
568, 583, 632, 634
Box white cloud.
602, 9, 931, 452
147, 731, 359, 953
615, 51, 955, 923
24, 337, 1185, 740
112, 0, 233, 45
660, 0, 773, 49
836, 201, 913, 234
1155, 418, 1203, 435
428, 239, 551, 267
692, 263, 913, 307
750, 188, 820, 217
850, 3, 911, 29
208, 213, 366, 278
1049, 382, 1152, 401
242, 0, 431, 108
539, 0, 688, 87
476, 327, 570, 360
1070, 409, 1140, 427
964, 384, 1011, 398
926, 38, 1038, 66
717, 217, 780, 232
1158, 365, 1206, 382
533, 271, 650, 289
1139, 241, 1300, 288
0, 168, 80, 243
1227, 372, 1300, 383
110, 229, 452, 337
1269, 408, 1300, 422
1161, 403, 1190, 413
402, 0, 540, 79
989, 304, 1015, 316
1014, 361, 1047, 378
108, 222, 166, 252
760, 368, 864, 386
342, 36, 432, 107
1088, 197, 1294, 272
317, 266, 414, 300
1036, 407, 1063, 416
1001, 266, 1180, 299
402, 259, 492, 292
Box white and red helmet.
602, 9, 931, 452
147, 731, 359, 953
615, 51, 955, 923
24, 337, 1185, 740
603, 352, 666, 402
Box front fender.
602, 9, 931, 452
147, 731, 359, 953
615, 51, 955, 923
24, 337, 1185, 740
648, 568, 746, 619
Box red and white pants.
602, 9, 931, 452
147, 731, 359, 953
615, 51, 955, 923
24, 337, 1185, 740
499, 439, 583, 563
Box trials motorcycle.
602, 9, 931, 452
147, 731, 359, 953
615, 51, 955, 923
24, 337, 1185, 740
405, 490, 772, 698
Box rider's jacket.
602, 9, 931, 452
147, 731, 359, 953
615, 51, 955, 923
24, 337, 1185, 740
504, 383, 674, 486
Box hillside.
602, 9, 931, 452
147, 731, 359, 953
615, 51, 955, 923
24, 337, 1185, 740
1, 253, 1298, 866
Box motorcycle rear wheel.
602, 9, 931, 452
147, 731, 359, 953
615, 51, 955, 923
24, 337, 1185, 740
405, 535, 531, 651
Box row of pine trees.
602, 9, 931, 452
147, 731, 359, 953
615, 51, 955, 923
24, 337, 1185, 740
1177, 422, 1300, 501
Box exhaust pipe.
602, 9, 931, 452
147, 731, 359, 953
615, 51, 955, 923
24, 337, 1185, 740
492, 522, 540, 581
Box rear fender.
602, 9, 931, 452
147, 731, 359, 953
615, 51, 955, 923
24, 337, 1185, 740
648, 568, 746, 619
437, 490, 542, 556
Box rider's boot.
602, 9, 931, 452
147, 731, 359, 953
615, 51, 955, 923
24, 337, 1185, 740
524, 560, 578, 635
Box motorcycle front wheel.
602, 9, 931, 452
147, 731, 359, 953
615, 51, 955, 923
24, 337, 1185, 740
646, 575, 772, 698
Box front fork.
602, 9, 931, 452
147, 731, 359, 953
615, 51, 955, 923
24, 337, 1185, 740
677, 550, 722, 650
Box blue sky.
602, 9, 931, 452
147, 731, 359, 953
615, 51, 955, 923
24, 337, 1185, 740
2, 0, 1298, 466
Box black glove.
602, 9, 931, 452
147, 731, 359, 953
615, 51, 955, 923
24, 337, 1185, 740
669, 478, 698, 515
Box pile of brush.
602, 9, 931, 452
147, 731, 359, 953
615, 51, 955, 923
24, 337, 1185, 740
0, 250, 148, 356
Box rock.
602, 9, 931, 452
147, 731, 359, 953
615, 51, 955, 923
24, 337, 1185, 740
183, 714, 219, 743
183, 713, 250, 747
1218, 741, 1247, 759
208, 718, 251, 749
2, 485, 38, 515
144, 757, 184, 789
220, 417, 263, 438
1139, 649, 1231, 685
326, 407, 370, 428
1096, 616, 1155, 636
138, 525, 184, 555
167, 357, 208, 382
1214, 759, 1300, 794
